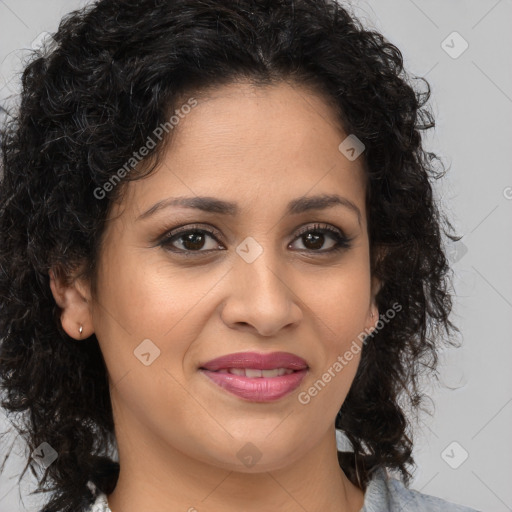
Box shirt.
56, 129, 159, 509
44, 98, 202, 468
85, 467, 481, 511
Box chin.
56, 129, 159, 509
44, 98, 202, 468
196, 436, 308, 473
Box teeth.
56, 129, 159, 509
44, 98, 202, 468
262, 368, 286, 377
245, 368, 262, 378
218, 368, 295, 377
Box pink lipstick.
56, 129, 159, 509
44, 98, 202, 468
199, 351, 309, 402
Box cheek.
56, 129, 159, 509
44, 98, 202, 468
293, 257, 372, 348
94, 248, 190, 334
305, 351, 362, 412
92, 250, 224, 379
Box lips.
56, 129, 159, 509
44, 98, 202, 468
199, 351, 309, 402
200, 351, 309, 372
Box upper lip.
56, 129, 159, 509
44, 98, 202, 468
200, 351, 309, 371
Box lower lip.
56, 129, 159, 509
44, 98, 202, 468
199, 369, 308, 402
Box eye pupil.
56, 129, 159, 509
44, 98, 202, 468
183, 232, 205, 250
303, 232, 324, 250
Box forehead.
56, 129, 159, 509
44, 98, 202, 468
112, 80, 367, 222
176, 79, 346, 150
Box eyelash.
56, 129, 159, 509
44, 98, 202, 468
157, 223, 353, 257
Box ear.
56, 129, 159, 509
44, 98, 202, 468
365, 244, 386, 332
365, 274, 382, 333
49, 266, 94, 340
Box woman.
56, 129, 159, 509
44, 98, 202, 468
0, 1, 480, 511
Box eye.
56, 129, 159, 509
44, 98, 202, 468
290, 223, 352, 254
157, 222, 353, 256
158, 224, 223, 254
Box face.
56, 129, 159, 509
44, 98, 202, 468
51, 80, 379, 473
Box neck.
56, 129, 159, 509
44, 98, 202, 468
106, 413, 364, 512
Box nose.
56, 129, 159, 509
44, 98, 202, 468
219, 246, 303, 337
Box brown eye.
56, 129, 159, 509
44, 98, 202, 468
161, 228, 223, 253
157, 222, 352, 257
290, 223, 352, 253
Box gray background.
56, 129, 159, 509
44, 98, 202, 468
1, 0, 511, 510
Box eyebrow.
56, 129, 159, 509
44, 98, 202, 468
137, 193, 362, 225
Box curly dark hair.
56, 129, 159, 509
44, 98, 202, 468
0, 0, 460, 510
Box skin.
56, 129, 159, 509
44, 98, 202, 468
49, 80, 380, 512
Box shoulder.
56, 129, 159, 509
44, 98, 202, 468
361, 467, 482, 512
84, 481, 111, 512
84, 474, 482, 512
85, 492, 110, 512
